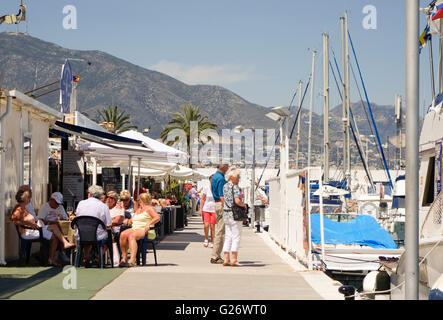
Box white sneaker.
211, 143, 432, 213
203, 240, 209, 247
210, 243, 214, 248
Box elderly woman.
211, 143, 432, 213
11, 189, 74, 267
106, 191, 125, 235
119, 193, 160, 267
222, 168, 247, 267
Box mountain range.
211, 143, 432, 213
0, 32, 405, 167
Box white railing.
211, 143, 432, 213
267, 168, 314, 269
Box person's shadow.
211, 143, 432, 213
238, 261, 267, 267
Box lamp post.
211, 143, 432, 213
235, 125, 256, 230
266, 107, 291, 246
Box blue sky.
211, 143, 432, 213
0, 0, 434, 116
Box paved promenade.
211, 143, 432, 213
93, 216, 343, 300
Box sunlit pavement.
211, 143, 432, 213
92, 216, 342, 300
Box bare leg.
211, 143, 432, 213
204, 222, 209, 241
119, 230, 132, 262
48, 236, 59, 265
224, 252, 231, 265
231, 251, 238, 264
128, 230, 145, 264
82, 245, 92, 263
47, 225, 74, 249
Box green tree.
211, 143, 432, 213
97, 105, 138, 134
160, 103, 218, 147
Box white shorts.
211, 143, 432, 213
21, 225, 53, 241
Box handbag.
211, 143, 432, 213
227, 184, 248, 221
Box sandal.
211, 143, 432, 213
223, 261, 231, 266
203, 240, 209, 247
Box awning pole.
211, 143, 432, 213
128, 155, 133, 196
137, 158, 141, 201
92, 157, 97, 185
0, 95, 12, 266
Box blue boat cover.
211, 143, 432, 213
310, 214, 397, 249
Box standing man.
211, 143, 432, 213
210, 163, 229, 264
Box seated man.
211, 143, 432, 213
38, 192, 69, 224
74, 185, 112, 265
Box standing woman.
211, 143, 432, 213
119, 193, 160, 267
222, 168, 247, 267
199, 175, 216, 248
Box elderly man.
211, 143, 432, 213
38, 192, 68, 224
75, 185, 112, 266
210, 163, 229, 264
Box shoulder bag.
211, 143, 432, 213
226, 184, 248, 221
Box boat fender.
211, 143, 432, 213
363, 271, 390, 300
429, 274, 443, 300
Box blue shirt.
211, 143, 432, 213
211, 170, 226, 201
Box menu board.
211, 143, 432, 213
62, 150, 84, 204
102, 167, 122, 194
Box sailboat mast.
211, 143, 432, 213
439, 21, 442, 93
340, 16, 347, 182
296, 80, 303, 169
345, 11, 352, 187
429, 34, 436, 100
323, 33, 330, 183
307, 50, 317, 171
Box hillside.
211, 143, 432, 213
0, 32, 403, 168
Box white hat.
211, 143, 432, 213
51, 192, 64, 205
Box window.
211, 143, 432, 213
23, 136, 32, 186
423, 156, 435, 206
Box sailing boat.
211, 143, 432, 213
307, 12, 404, 276
375, 1, 443, 300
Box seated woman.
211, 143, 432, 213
11, 189, 74, 267
119, 193, 160, 267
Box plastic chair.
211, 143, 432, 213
71, 216, 113, 268
15, 225, 49, 266
136, 221, 162, 266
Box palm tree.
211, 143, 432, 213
97, 106, 138, 134
160, 104, 218, 163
